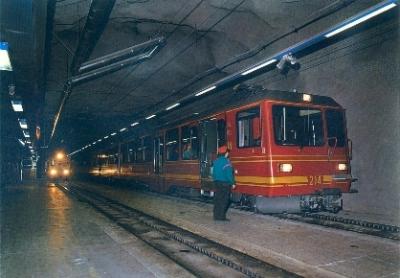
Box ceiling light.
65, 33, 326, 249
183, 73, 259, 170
131, 122, 139, 127
93, 142, 97, 145
97, 139, 102, 142
241, 59, 277, 76
0, 42, 12, 71
11, 100, 23, 112
325, 2, 397, 38
103, 135, 109, 139
28, 146, 33, 149
111, 132, 117, 136
166, 103, 180, 111
23, 130, 30, 138
18, 118, 28, 129
18, 139, 25, 146
120, 127, 127, 132
195, 86, 216, 97
145, 114, 156, 120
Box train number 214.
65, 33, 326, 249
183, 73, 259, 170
307, 175, 323, 186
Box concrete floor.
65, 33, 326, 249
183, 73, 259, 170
1, 180, 399, 278
0, 181, 194, 278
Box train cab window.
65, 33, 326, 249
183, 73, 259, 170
326, 109, 346, 147
217, 119, 226, 147
166, 128, 179, 161
181, 125, 199, 160
237, 106, 261, 148
273, 105, 324, 146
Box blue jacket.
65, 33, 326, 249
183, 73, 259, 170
212, 156, 235, 185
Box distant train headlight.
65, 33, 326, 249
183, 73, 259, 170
49, 168, 57, 176
279, 163, 293, 172
337, 163, 348, 171
63, 169, 70, 176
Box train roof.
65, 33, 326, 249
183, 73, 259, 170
160, 86, 342, 128
104, 86, 343, 145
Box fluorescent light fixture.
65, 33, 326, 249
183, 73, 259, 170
23, 130, 30, 138
26, 140, 31, 144
11, 100, 23, 112
28, 146, 33, 149
111, 132, 117, 136
195, 86, 216, 97
18, 139, 25, 146
93, 142, 97, 145
166, 103, 180, 111
97, 139, 102, 142
0, 42, 12, 71
104, 135, 109, 139
325, 2, 397, 38
131, 122, 139, 127
120, 127, 127, 132
241, 59, 277, 76
145, 114, 156, 120
18, 118, 28, 129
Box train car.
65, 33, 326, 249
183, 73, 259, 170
86, 89, 354, 213
46, 151, 71, 180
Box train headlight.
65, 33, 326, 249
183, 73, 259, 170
56, 152, 65, 160
302, 94, 312, 102
63, 169, 70, 176
49, 168, 57, 176
279, 163, 293, 172
337, 163, 348, 171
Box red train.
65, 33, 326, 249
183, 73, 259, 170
81, 90, 354, 213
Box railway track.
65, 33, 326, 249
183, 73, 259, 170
57, 182, 299, 278
72, 180, 400, 241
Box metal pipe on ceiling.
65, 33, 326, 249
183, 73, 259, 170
71, 45, 162, 86
78, 37, 166, 74
50, 0, 116, 141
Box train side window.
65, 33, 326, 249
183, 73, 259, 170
136, 139, 144, 162
127, 141, 135, 163
217, 119, 226, 147
236, 106, 261, 148
166, 128, 179, 161
143, 136, 153, 161
181, 125, 199, 160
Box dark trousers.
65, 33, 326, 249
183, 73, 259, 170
213, 181, 231, 220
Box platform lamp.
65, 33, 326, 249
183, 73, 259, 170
0, 42, 13, 71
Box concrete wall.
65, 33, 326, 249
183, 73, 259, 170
255, 15, 399, 217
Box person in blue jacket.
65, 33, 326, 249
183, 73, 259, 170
212, 145, 236, 221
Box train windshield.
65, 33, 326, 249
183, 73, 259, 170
273, 105, 324, 146
326, 109, 346, 147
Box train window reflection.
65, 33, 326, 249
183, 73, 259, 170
166, 128, 179, 161
273, 105, 323, 146
181, 125, 198, 160
237, 106, 261, 148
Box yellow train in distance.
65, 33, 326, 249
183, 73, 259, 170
46, 151, 71, 179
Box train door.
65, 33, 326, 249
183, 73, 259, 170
153, 136, 164, 191
199, 117, 226, 191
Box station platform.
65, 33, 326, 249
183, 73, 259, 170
78, 181, 400, 278
0, 181, 194, 277
1, 180, 399, 278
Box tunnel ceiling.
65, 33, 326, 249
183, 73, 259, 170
2, 0, 389, 154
